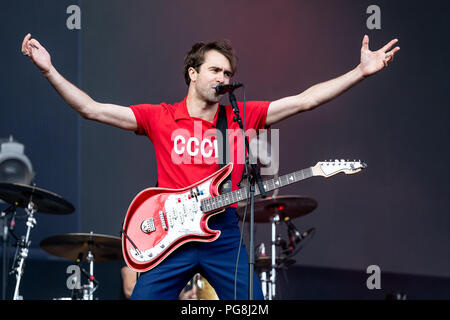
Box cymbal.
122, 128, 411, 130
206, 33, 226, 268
255, 256, 296, 269
237, 195, 317, 223
0, 183, 75, 214
40, 233, 122, 262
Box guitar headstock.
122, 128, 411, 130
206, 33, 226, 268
312, 159, 367, 177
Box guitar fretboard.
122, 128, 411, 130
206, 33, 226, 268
200, 167, 314, 212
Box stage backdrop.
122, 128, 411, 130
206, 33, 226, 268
1, 0, 449, 299
79, 0, 450, 280
0, 0, 81, 258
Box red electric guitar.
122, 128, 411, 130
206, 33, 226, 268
122, 160, 366, 272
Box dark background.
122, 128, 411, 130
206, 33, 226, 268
1, 0, 449, 299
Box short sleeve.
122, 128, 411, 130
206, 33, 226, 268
129, 104, 164, 138
241, 101, 271, 131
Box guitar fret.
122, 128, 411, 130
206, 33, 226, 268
240, 188, 247, 201
201, 167, 315, 212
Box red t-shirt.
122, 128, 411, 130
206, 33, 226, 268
130, 96, 270, 207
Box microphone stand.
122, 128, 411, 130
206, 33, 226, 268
1, 204, 18, 300
228, 90, 267, 300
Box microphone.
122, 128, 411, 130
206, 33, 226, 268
285, 220, 316, 254
215, 82, 243, 95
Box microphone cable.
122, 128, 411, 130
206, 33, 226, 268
233, 85, 248, 300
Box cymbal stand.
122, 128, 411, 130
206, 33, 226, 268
1, 204, 17, 300
256, 243, 268, 299
12, 201, 36, 300
269, 213, 280, 300
84, 250, 94, 300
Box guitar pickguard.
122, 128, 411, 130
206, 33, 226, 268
128, 179, 214, 263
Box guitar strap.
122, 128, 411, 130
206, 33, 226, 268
217, 104, 232, 193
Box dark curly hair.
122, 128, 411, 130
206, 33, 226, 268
183, 39, 237, 86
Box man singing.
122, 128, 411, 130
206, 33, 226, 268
21, 33, 399, 299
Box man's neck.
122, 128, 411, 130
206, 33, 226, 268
186, 91, 218, 123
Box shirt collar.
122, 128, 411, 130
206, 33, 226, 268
174, 96, 221, 127
174, 96, 191, 121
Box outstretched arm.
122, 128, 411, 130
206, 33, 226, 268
265, 35, 400, 126
21, 33, 137, 131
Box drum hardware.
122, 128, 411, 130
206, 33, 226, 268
40, 232, 122, 300
283, 219, 316, 256
238, 195, 317, 300
68, 248, 99, 300
0, 182, 75, 300
255, 243, 269, 299
1, 203, 18, 300
11, 201, 36, 300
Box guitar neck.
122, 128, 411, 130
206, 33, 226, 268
200, 167, 314, 212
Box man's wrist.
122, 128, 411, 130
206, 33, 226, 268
354, 64, 368, 80
42, 65, 56, 78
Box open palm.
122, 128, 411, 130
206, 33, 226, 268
359, 35, 400, 77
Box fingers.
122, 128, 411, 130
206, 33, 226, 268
21, 34, 43, 58
29, 39, 42, 50
381, 38, 399, 53
21, 33, 31, 55
384, 46, 400, 66
386, 47, 400, 60
362, 34, 369, 50
390, 46, 401, 56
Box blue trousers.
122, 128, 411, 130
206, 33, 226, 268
130, 207, 264, 300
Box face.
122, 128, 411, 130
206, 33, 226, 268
189, 50, 233, 104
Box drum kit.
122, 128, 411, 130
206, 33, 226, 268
0, 182, 122, 300
237, 195, 317, 300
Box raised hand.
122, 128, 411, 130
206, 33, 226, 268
358, 35, 400, 77
21, 33, 52, 75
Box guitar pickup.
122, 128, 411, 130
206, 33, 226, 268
159, 210, 168, 230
